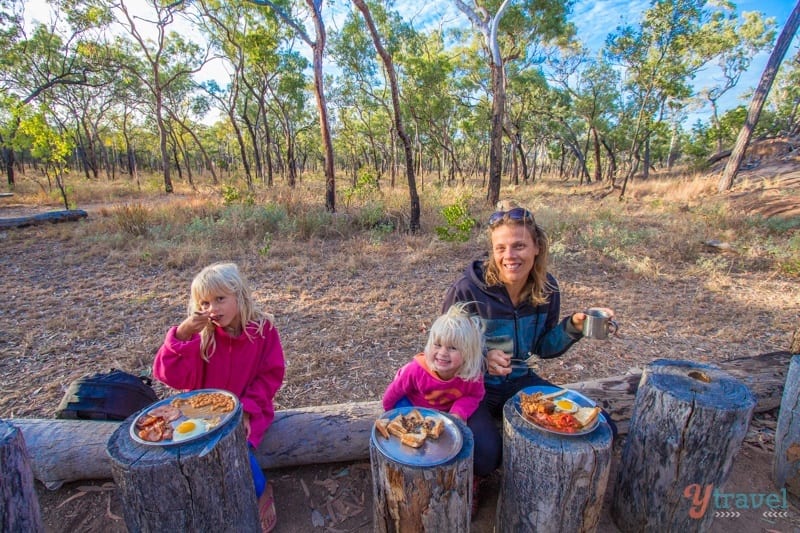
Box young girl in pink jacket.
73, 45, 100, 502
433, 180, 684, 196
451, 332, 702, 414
154, 262, 284, 532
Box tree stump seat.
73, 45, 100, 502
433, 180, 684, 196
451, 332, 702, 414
497, 397, 613, 532
774, 354, 800, 504
370, 412, 474, 532
611, 359, 756, 532
107, 405, 260, 532
0, 420, 43, 533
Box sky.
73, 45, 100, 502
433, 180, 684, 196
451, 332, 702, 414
22, 0, 798, 126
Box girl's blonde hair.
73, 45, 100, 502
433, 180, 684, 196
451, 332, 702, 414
424, 303, 485, 381
187, 262, 274, 362
484, 199, 553, 306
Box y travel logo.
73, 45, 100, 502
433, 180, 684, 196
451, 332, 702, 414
683, 484, 790, 520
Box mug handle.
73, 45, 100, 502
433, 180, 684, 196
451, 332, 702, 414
608, 319, 619, 336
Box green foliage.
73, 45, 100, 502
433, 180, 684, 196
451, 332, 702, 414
435, 201, 476, 242
341, 170, 381, 209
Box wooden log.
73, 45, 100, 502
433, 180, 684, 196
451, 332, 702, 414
0, 420, 44, 533
12, 351, 792, 487
0, 209, 88, 229
370, 414, 473, 532
107, 406, 260, 532
497, 401, 613, 532
773, 354, 800, 502
611, 359, 756, 533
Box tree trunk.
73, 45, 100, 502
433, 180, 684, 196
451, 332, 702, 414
719, 1, 800, 191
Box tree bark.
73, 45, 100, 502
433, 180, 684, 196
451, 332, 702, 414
773, 355, 800, 502
719, 1, 800, 191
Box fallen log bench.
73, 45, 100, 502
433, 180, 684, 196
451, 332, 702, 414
0, 209, 88, 229
8, 351, 794, 489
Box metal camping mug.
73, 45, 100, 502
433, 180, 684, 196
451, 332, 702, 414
582, 308, 618, 340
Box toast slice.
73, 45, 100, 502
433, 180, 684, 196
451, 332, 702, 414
375, 418, 390, 439
423, 416, 445, 439
386, 418, 407, 438
574, 406, 601, 428
400, 431, 426, 448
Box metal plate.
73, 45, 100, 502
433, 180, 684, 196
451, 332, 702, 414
371, 407, 463, 467
129, 388, 239, 446
513, 385, 606, 437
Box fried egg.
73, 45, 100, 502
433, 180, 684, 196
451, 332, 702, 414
172, 418, 207, 442
553, 398, 578, 414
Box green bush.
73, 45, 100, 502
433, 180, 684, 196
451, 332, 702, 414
436, 202, 476, 242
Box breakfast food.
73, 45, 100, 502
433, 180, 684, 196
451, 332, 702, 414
518, 391, 600, 433
135, 413, 174, 442
375, 409, 446, 448
171, 391, 235, 413
172, 418, 208, 442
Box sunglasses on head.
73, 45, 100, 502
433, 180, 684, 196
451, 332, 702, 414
488, 207, 535, 227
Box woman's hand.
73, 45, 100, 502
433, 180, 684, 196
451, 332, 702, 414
571, 307, 615, 334
487, 348, 512, 376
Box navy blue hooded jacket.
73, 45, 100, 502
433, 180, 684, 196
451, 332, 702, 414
442, 258, 581, 388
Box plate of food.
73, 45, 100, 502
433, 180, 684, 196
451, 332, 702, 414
371, 407, 463, 467
513, 385, 605, 436
129, 388, 239, 446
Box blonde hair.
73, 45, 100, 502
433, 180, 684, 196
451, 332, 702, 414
424, 303, 485, 381
187, 262, 273, 362
484, 199, 552, 306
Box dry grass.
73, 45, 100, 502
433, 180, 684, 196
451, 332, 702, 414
1, 163, 799, 420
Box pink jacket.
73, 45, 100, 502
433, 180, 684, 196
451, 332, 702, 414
153, 322, 285, 448
382, 354, 484, 420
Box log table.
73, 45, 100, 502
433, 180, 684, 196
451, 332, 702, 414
370, 410, 474, 532
0, 420, 43, 533
774, 354, 800, 503
497, 393, 613, 533
107, 403, 260, 532
611, 359, 756, 533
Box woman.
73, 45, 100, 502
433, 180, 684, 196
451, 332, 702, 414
441, 200, 615, 482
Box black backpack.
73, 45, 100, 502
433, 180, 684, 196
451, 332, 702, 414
55, 369, 158, 421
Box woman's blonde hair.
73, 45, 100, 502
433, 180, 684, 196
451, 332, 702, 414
424, 303, 485, 381
484, 199, 552, 306
187, 262, 273, 362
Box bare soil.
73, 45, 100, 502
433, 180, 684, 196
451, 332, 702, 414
2, 148, 800, 532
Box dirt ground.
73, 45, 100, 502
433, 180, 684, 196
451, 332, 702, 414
4, 141, 800, 532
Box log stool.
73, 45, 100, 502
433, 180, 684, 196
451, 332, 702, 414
107, 405, 260, 532
0, 420, 43, 533
774, 354, 800, 503
497, 399, 613, 532
611, 359, 756, 532
370, 413, 474, 532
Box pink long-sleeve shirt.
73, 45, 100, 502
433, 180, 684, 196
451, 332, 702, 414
382, 354, 484, 420
153, 322, 285, 448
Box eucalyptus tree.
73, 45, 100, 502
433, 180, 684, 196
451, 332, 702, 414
110, 0, 209, 193
767, 47, 800, 136
605, 0, 766, 197
720, 1, 800, 191
698, 8, 776, 153
0, 1, 104, 186
350, 0, 420, 232
248, 0, 336, 211
452, 0, 573, 206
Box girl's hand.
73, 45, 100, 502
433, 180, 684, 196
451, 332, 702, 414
487, 349, 512, 376
243, 412, 252, 439
175, 311, 218, 341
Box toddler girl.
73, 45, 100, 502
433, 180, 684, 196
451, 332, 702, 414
153, 262, 285, 533
382, 303, 485, 421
